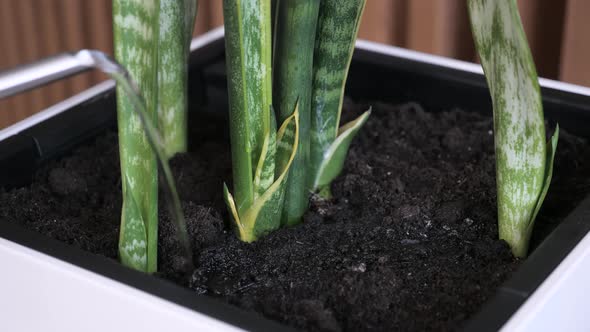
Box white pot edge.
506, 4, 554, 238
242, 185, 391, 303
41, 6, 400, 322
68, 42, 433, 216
500, 231, 590, 331
0, 237, 242, 332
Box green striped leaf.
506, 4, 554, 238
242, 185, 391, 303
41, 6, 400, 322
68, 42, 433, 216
468, 0, 558, 257
313, 109, 370, 191
158, 0, 197, 158
529, 125, 559, 235
309, 0, 368, 196
223, 0, 273, 215
253, 106, 277, 199
273, 0, 320, 226
113, 0, 160, 272
224, 108, 300, 242
119, 175, 148, 271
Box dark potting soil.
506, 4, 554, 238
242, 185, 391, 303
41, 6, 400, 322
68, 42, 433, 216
2, 100, 590, 331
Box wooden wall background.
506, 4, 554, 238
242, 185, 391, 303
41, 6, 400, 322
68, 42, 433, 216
0, 0, 588, 129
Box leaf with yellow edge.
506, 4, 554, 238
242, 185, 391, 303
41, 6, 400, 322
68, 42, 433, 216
253, 107, 277, 199
223, 183, 245, 239
224, 107, 300, 242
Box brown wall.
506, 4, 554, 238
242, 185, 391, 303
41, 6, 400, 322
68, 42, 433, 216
0, 0, 588, 129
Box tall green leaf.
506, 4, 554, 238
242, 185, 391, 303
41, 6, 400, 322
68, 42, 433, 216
468, 0, 558, 257
113, 0, 160, 272
223, 0, 301, 241
158, 0, 198, 158
273, 0, 320, 226
309, 0, 368, 197
223, 0, 273, 215
106, 61, 195, 272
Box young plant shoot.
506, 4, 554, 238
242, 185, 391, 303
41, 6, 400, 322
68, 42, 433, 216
468, 0, 558, 257
223, 0, 299, 242
309, 0, 371, 198
113, 0, 197, 272
273, 0, 320, 226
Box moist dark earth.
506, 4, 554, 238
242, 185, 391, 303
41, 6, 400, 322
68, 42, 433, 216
2, 101, 590, 331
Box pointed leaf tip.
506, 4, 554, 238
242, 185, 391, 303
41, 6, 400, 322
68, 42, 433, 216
313, 109, 371, 189
529, 124, 559, 230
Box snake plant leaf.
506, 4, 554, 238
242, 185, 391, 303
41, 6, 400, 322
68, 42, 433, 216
119, 175, 148, 271
275, 103, 298, 176
223, 0, 273, 214
242, 0, 273, 169
224, 108, 299, 242
253, 106, 277, 199
113, 0, 160, 272
99, 51, 194, 272
273, 0, 320, 226
468, 0, 558, 257
309, 0, 367, 197
158, 0, 198, 158
313, 109, 371, 191
223, 183, 243, 237
530, 125, 559, 229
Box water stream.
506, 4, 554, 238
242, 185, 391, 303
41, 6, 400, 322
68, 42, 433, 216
75, 50, 193, 271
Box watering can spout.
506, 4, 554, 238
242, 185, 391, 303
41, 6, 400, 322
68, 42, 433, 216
74, 50, 125, 75
0, 49, 116, 99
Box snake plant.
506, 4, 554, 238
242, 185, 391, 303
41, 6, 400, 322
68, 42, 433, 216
273, 0, 320, 226
468, 0, 558, 257
309, 0, 370, 198
223, 0, 367, 240
222, 0, 299, 242
158, 0, 198, 158
113, 0, 197, 272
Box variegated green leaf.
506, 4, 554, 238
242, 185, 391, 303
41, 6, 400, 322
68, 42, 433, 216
273, 0, 320, 226
275, 102, 298, 175
253, 106, 277, 199
529, 125, 559, 232
468, 0, 558, 257
242, 0, 273, 167
224, 108, 299, 242
309, 0, 367, 197
119, 175, 148, 271
223, 0, 273, 215
158, 0, 198, 158
313, 109, 371, 192
113, 0, 160, 272
101, 51, 194, 272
